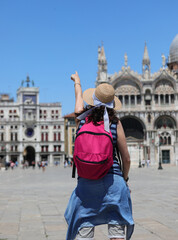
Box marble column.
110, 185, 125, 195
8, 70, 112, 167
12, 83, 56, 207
169, 94, 171, 104
135, 95, 137, 105
158, 94, 160, 105
122, 95, 125, 107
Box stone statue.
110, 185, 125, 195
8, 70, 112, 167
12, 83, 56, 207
124, 53, 128, 67
162, 54, 166, 68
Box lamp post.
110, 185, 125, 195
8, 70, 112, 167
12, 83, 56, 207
138, 144, 142, 168
158, 135, 163, 170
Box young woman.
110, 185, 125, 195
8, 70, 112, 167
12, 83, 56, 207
65, 72, 134, 240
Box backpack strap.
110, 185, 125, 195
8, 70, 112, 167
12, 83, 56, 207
72, 120, 86, 178
111, 121, 123, 171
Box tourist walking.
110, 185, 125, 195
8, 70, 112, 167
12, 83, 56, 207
65, 72, 134, 240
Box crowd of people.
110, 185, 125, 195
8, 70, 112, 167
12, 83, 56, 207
2, 160, 49, 171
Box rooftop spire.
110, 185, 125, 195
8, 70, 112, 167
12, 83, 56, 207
99, 44, 106, 62
96, 43, 108, 86
142, 42, 151, 79
142, 42, 150, 65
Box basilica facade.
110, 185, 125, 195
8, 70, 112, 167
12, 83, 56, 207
96, 34, 178, 166
0, 76, 64, 167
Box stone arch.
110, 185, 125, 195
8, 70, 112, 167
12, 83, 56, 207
120, 116, 146, 140
154, 115, 177, 129
113, 78, 141, 95
153, 78, 176, 94
23, 146, 35, 166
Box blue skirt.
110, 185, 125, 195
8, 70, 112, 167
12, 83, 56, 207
64, 172, 134, 240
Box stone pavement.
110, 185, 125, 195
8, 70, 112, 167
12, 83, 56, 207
0, 164, 178, 240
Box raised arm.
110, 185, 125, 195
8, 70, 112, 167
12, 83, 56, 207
71, 72, 84, 125
117, 121, 130, 181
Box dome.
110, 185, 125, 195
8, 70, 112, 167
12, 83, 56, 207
169, 34, 178, 63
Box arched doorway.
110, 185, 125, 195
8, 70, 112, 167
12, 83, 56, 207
23, 146, 35, 166
121, 116, 145, 140
120, 116, 146, 165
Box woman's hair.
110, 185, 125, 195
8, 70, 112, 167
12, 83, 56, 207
75, 106, 119, 125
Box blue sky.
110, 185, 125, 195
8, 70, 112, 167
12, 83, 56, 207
0, 0, 178, 116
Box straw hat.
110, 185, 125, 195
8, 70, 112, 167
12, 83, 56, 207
83, 83, 122, 110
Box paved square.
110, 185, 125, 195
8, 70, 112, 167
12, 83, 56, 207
0, 164, 178, 239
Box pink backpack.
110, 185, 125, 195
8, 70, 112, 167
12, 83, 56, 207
73, 121, 113, 179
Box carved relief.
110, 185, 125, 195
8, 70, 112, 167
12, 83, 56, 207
115, 85, 140, 95
155, 80, 175, 94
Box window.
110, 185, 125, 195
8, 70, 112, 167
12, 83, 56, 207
1, 133, 4, 141
41, 133, 44, 141
125, 95, 129, 105
119, 95, 123, 103
11, 133, 13, 141
131, 95, 135, 105
58, 133, 60, 141
72, 146, 75, 154
171, 94, 175, 103
54, 146, 56, 152
15, 133, 18, 141
165, 94, 169, 104
137, 95, 141, 104
72, 134, 75, 143
54, 133, 56, 141
46, 133, 48, 141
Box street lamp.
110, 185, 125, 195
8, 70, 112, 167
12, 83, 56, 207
138, 144, 142, 168
158, 135, 163, 170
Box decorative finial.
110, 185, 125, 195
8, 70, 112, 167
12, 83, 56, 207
161, 54, 166, 68
124, 53, 128, 67
26, 75, 30, 87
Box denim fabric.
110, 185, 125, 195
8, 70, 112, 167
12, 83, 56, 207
64, 173, 134, 240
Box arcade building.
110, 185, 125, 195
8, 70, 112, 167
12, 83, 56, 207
96, 34, 178, 166
0, 76, 64, 167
